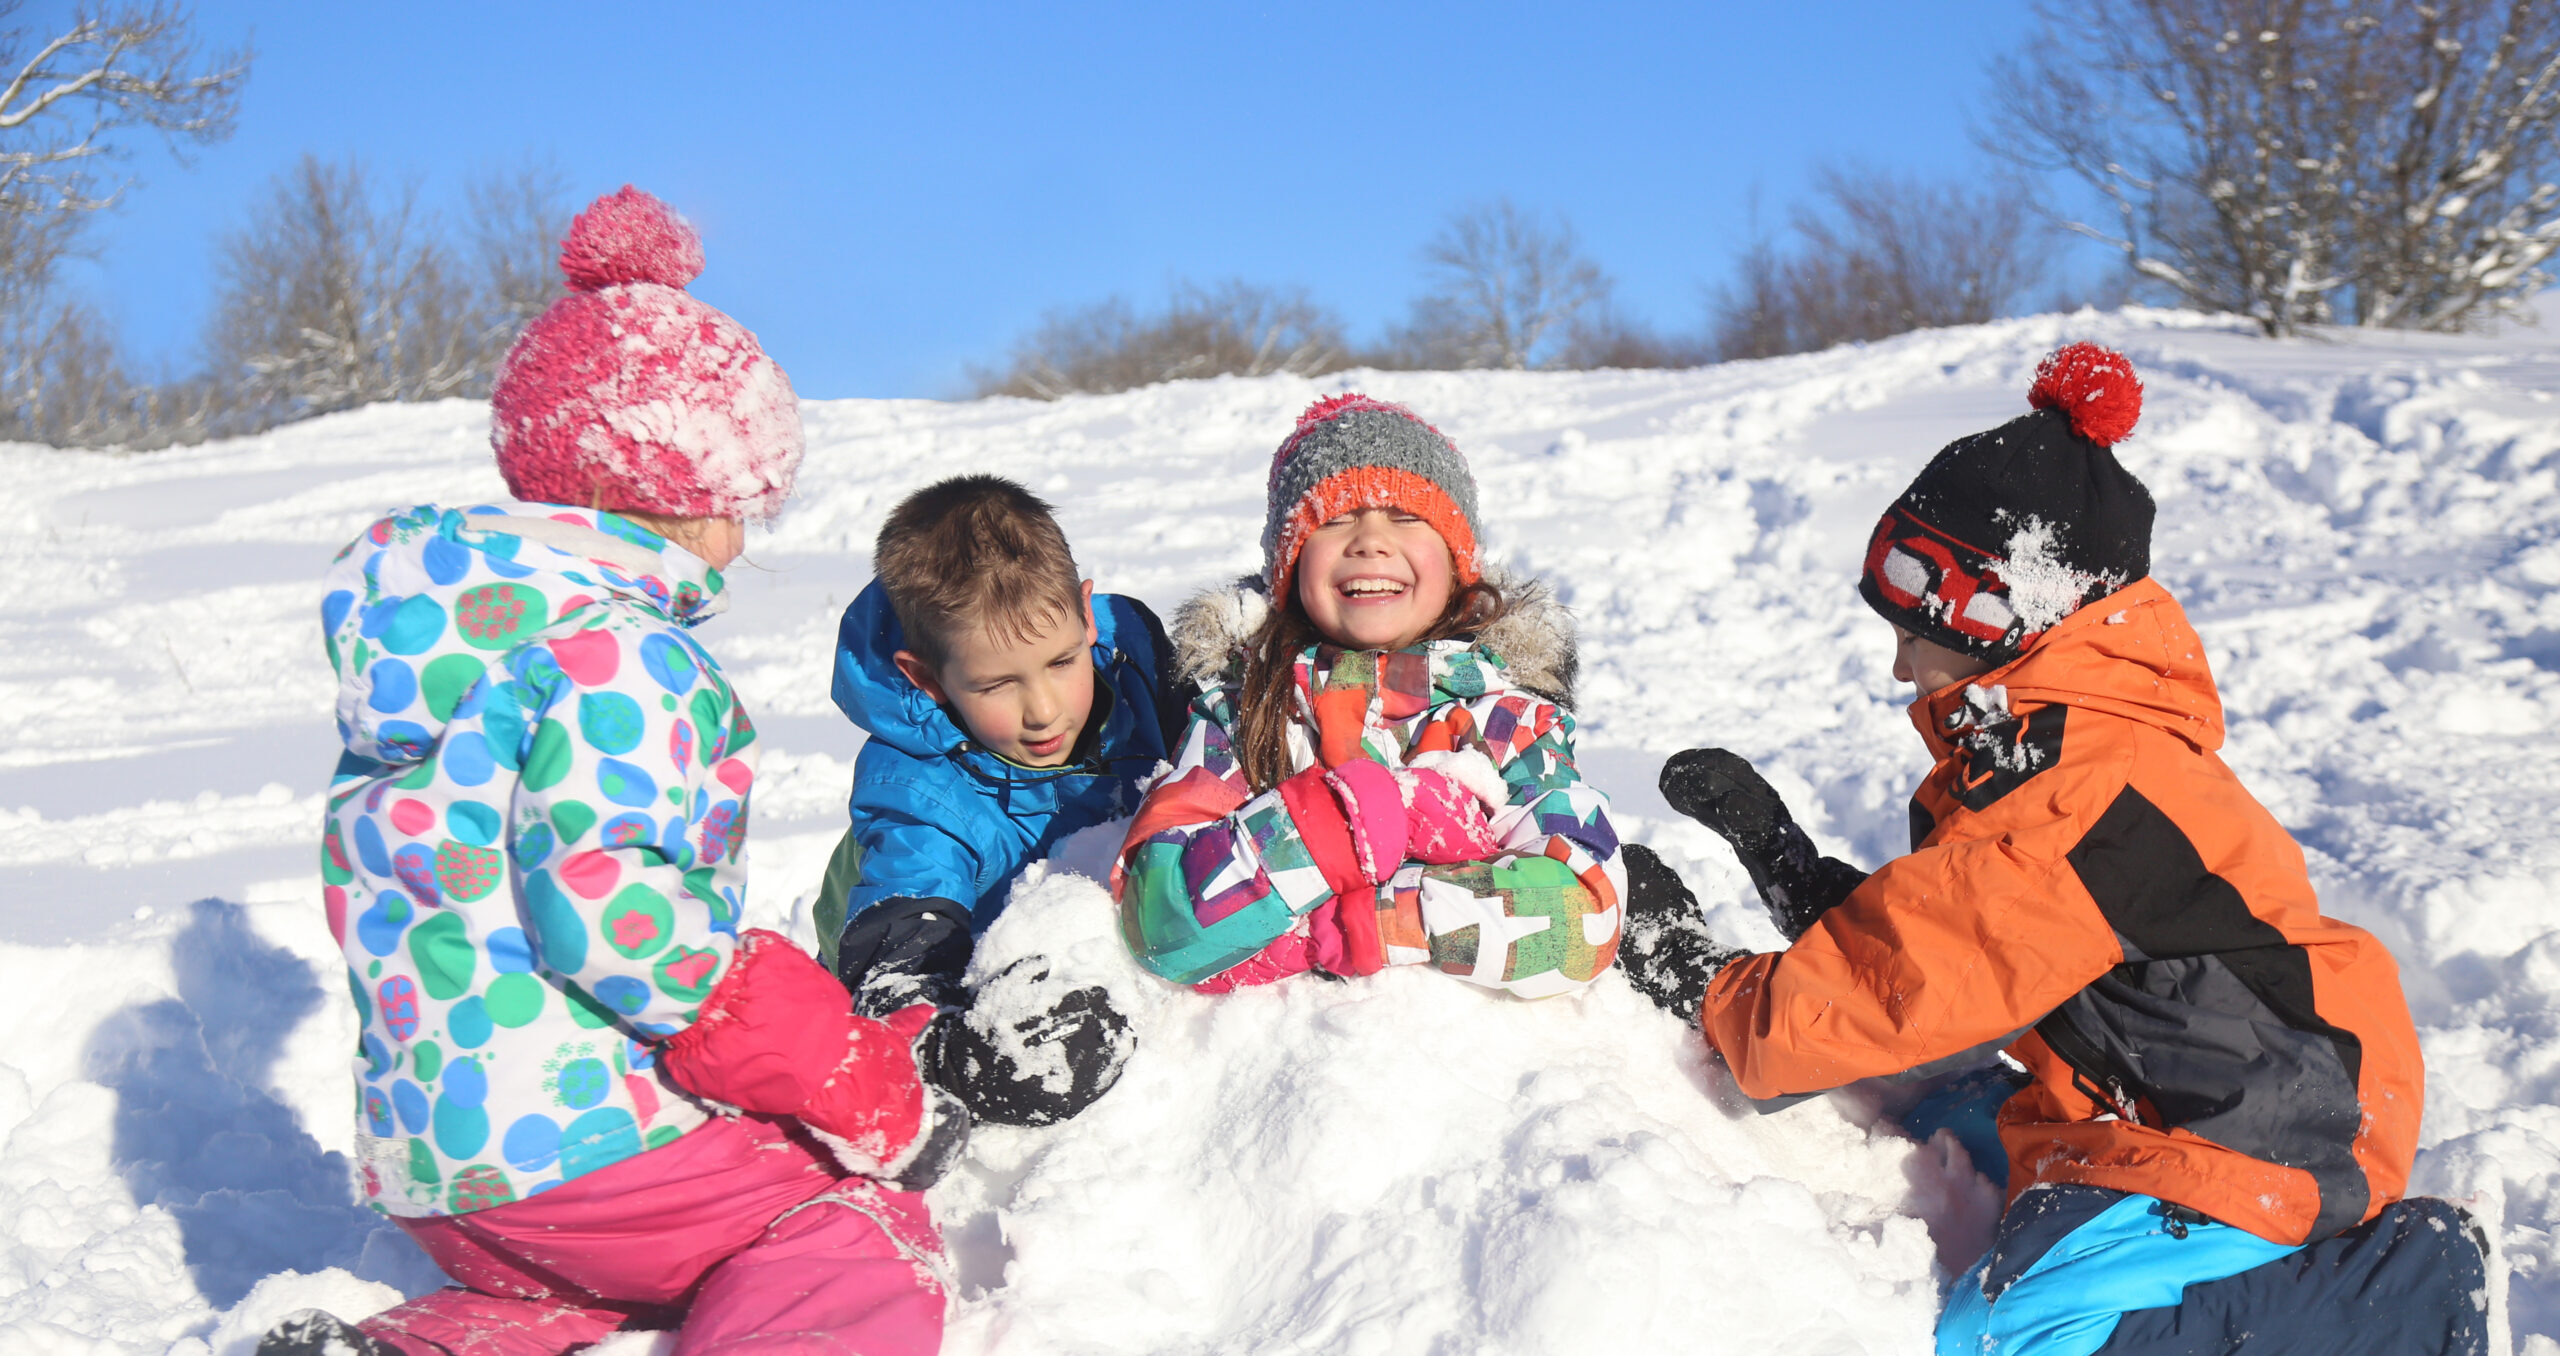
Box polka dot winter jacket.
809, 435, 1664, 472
322, 504, 766, 1215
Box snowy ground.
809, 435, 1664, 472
3, 306, 2557, 1354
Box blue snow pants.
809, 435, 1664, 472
1937, 1184, 2488, 1356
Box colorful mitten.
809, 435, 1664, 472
1279, 757, 1408, 890
1402, 749, 1505, 865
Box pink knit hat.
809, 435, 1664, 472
490, 186, 803, 520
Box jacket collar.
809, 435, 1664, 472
1909, 576, 2225, 758
463, 504, 726, 626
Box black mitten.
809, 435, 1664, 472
1619, 842, 1752, 1023
836, 896, 974, 1017
928, 957, 1134, 1127
1658, 749, 1868, 941
258, 1312, 396, 1356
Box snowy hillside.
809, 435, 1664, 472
3, 307, 2557, 1354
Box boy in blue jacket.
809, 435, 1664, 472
821, 475, 1182, 1126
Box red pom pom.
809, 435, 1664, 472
2028, 342, 2143, 446
558, 185, 704, 293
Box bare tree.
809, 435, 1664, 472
1709, 166, 2058, 360
1558, 300, 1709, 370
0, 1, 245, 446
974, 279, 1350, 399
205, 155, 483, 425
0, 2, 245, 271
1385, 199, 1610, 370
1988, 0, 2560, 335
467, 157, 572, 346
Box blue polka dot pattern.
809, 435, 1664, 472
502, 1112, 561, 1172
368, 659, 418, 713
392, 1079, 430, 1134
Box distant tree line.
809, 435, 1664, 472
0, 4, 571, 449
982, 0, 2560, 397
5, 0, 2557, 439
973, 178, 2068, 398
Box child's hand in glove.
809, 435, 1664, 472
1617, 842, 1751, 1023
1658, 749, 1868, 942
662, 929, 969, 1190
929, 956, 1135, 1127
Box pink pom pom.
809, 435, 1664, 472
2028, 342, 2143, 446
557, 185, 704, 293
1293, 392, 1388, 434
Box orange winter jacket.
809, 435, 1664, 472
1699, 577, 2422, 1246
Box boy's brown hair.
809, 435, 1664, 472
875, 474, 1084, 667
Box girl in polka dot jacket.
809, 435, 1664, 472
267, 190, 963, 1356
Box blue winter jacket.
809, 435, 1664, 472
823, 579, 1178, 956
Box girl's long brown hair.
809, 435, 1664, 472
1233, 576, 1507, 793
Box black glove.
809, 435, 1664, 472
927, 957, 1134, 1127
1619, 842, 1752, 1022
1659, 749, 1868, 942
259, 1312, 396, 1356
836, 895, 974, 1017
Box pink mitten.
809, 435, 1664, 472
1403, 750, 1505, 865
660, 930, 965, 1188
1320, 757, 1410, 883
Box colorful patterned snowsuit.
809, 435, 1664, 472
321, 504, 946, 1354
1117, 589, 1623, 997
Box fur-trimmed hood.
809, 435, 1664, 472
1169, 567, 1579, 708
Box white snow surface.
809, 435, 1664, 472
4, 307, 2559, 1354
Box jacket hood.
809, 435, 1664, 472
1913, 576, 2223, 755
1169, 566, 1579, 708
323, 502, 725, 764
832, 581, 968, 762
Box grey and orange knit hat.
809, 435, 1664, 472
1859, 342, 2154, 662
1263, 394, 1482, 597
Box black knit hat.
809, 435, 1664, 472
1859, 343, 2155, 662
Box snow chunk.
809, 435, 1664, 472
1999, 515, 2122, 633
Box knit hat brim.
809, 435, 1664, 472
1263, 396, 1482, 598
1268, 465, 1482, 599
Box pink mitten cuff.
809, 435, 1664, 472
1278, 767, 1368, 898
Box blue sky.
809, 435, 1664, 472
50, 1, 2041, 398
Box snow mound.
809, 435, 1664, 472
933, 827, 1976, 1354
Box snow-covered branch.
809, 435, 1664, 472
1988, 0, 2560, 335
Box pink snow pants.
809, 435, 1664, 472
360, 1113, 945, 1356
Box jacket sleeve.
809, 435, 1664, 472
505, 621, 752, 1041
842, 753, 994, 919
1114, 687, 1350, 985
1397, 693, 1626, 998
1698, 758, 2128, 1099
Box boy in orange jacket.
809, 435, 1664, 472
1621, 345, 2488, 1356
